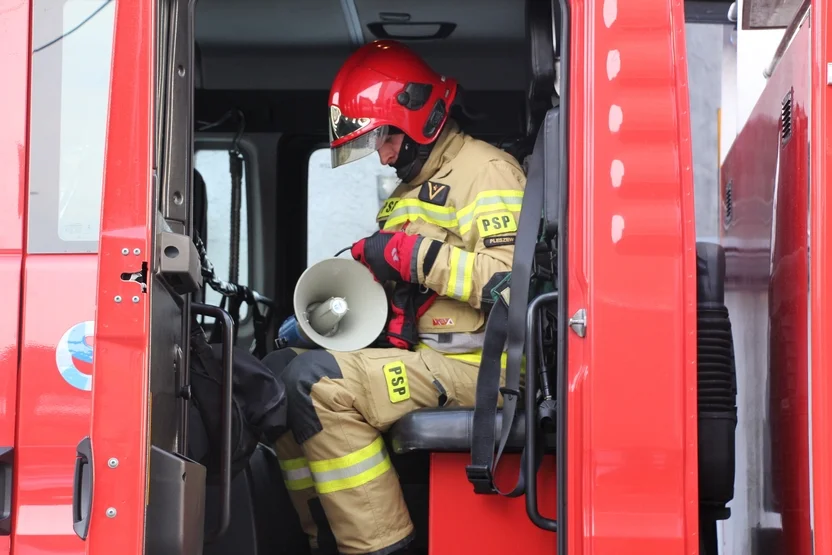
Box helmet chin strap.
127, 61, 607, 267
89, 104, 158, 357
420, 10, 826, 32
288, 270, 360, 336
392, 133, 435, 183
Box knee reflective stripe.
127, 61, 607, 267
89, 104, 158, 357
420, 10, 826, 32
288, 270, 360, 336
279, 457, 315, 491
309, 436, 392, 494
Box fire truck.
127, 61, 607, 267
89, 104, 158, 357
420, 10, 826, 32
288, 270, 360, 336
0, 0, 826, 553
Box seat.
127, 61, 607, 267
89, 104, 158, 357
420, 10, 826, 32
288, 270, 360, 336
389, 408, 555, 454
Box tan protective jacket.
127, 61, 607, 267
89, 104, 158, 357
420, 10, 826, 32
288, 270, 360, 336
377, 120, 526, 351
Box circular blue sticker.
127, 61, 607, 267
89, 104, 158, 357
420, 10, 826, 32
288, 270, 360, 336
55, 321, 95, 391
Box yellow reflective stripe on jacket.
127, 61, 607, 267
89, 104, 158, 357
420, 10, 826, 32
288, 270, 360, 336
457, 190, 524, 235
278, 457, 315, 491
445, 247, 476, 302
308, 436, 392, 494
382, 199, 458, 230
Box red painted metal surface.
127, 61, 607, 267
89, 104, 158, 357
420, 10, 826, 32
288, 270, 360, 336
719, 15, 812, 555
566, 0, 698, 553
0, 1, 29, 553
429, 454, 557, 554
769, 36, 811, 554
86, 0, 155, 552
810, 0, 832, 552
15, 258, 96, 554
769, 52, 811, 555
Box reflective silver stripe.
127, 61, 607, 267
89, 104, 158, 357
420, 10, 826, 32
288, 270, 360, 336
283, 466, 312, 482
310, 445, 388, 484
446, 248, 473, 301
453, 250, 470, 298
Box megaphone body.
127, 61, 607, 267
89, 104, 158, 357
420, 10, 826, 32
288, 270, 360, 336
277, 258, 389, 352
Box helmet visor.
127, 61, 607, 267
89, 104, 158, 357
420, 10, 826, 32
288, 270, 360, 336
330, 124, 390, 168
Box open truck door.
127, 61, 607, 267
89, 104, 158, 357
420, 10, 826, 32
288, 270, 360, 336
77, 0, 210, 552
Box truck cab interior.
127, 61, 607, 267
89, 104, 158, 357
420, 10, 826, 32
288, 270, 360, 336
150, 0, 738, 553
184, 1, 558, 553
180, 0, 559, 555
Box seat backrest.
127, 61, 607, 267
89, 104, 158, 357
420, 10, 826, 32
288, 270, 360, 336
504, 0, 559, 167
525, 0, 559, 138
523, 106, 561, 241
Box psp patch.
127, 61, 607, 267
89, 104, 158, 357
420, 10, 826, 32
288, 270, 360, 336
477, 211, 518, 237
377, 197, 399, 222
383, 361, 410, 403
483, 235, 516, 248
418, 181, 450, 206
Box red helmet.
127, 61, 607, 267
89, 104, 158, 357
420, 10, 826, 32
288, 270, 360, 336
328, 40, 458, 168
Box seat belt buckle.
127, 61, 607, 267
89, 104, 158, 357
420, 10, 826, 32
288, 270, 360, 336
533, 243, 556, 282
465, 464, 496, 495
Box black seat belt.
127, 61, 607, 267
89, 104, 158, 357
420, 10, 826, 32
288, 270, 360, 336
467, 112, 550, 495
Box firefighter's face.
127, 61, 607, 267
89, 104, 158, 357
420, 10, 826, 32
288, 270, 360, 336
378, 133, 404, 166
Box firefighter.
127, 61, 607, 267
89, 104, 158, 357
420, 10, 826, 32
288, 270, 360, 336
269, 39, 525, 555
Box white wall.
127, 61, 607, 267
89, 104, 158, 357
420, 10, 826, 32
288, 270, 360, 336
719, 0, 785, 163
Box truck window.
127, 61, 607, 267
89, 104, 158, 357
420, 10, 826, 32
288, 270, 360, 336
306, 148, 397, 266
195, 148, 250, 320
27, 0, 116, 254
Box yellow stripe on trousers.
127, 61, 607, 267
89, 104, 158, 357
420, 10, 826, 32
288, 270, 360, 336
308, 436, 392, 495
416, 343, 525, 374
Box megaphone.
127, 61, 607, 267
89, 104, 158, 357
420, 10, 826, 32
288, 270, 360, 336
277, 258, 388, 352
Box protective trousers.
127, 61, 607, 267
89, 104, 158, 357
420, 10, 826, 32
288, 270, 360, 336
265, 346, 492, 555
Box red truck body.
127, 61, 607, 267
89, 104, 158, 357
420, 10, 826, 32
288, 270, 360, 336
2, 0, 830, 554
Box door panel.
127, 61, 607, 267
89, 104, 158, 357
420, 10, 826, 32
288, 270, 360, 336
86, 0, 156, 552
17, 2, 116, 554
88, 0, 205, 552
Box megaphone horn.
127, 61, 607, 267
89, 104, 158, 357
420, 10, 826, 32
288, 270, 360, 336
278, 258, 388, 352
304, 296, 349, 336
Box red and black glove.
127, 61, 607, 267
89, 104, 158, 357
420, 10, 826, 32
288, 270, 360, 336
376, 282, 438, 350
350, 230, 422, 283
